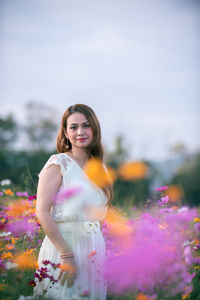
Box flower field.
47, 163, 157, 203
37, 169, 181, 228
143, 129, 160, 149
0, 178, 200, 300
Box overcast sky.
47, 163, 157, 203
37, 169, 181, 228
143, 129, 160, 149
0, 0, 199, 161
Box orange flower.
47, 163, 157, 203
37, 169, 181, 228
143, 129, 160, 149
182, 293, 190, 300
163, 185, 183, 202
88, 251, 97, 258
1, 251, 13, 260
59, 263, 76, 273
11, 238, 15, 244
7, 200, 31, 218
84, 158, 112, 188
13, 249, 38, 269
136, 293, 155, 300
194, 217, 200, 223
158, 223, 168, 230
105, 207, 133, 237
6, 244, 15, 250
4, 189, 13, 196
118, 161, 148, 181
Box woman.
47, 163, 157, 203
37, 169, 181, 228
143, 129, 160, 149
34, 104, 113, 300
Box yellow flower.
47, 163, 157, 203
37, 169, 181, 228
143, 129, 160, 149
4, 189, 13, 196
118, 161, 148, 181
193, 217, 200, 223
0, 284, 7, 291
194, 265, 200, 270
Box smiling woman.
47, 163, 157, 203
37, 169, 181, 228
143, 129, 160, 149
34, 104, 113, 300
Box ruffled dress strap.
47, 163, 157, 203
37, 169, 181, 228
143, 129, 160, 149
38, 154, 68, 177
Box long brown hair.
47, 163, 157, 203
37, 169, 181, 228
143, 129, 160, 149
56, 104, 113, 206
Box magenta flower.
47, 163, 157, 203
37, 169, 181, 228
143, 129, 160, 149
6, 219, 38, 236
0, 192, 3, 196
28, 195, 37, 200
154, 186, 168, 191
81, 290, 90, 297
28, 280, 36, 287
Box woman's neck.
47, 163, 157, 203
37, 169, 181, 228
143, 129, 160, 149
67, 149, 89, 168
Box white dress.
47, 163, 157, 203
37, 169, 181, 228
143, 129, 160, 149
34, 153, 108, 300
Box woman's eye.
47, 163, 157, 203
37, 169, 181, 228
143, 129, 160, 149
70, 126, 77, 130
83, 124, 90, 128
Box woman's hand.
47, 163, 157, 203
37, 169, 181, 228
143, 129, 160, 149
58, 256, 77, 287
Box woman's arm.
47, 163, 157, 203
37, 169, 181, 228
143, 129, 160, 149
36, 164, 72, 254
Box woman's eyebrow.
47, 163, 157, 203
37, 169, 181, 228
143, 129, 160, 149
70, 122, 89, 125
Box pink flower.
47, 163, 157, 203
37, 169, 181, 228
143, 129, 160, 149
16, 192, 29, 197
6, 219, 38, 236
157, 196, 169, 206
54, 186, 82, 204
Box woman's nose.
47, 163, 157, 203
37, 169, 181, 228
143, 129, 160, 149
77, 126, 84, 135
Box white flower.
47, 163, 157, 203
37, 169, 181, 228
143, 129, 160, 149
0, 231, 11, 237
178, 207, 188, 213
0, 179, 11, 186
6, 261, 18, 269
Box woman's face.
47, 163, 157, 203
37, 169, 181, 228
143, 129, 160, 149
65, 112, 94, 150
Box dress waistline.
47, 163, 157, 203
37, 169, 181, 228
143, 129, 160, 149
56, 221, 101, 234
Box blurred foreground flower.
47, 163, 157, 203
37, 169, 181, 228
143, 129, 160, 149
54, 186, 82, 204
118, 161, 148, 180
104, 206, 199, 297
164, 185, 184, 202
13, 249, 38, 269
84, 158, 113, 188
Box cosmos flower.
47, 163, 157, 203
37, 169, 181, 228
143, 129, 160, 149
154, 186, 168, 191
118, 161, 148, 181
13, 249, 38, 269
55, 186, 82, 204
16, 192, 29, 197
84, 158, 112, 188
157, 195, 169, 206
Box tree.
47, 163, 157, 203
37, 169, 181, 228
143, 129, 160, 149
24, 100, 58, 151
0, 114, 18, 150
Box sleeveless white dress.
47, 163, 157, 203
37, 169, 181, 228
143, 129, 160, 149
33, 153, 108, 300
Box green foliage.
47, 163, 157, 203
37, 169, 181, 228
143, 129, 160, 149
0, 149, 55, 193
171, 152, 200, 206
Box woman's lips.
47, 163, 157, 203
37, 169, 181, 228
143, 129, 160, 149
77, 138, 87, 141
